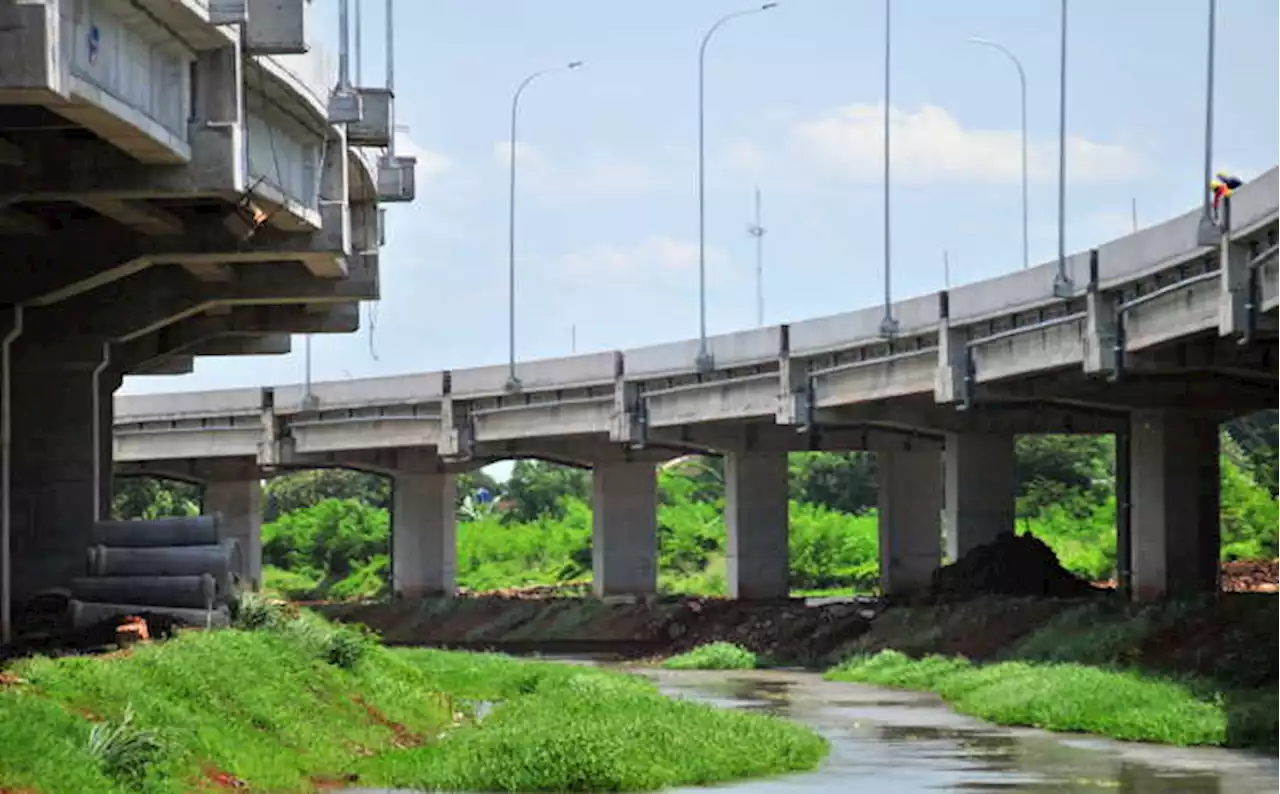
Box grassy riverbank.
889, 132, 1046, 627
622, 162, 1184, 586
837, 595, 1276, 750
0, 601, 826, 793
827, 652, 1234, 746
656, 595, 1277, 751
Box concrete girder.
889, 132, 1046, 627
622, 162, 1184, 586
132, 356, 195, 376
817, 398, 1128, 436
0, 205, 49, 235
119, 450, 471, 488
470, 438, 687, 469
647, 421, 944, 456
0, 136, 213, 200
0, 135, 23, 166
24, 263, 373, 358
188, 335, 293, 357
266, 449, 482, 478
115, 458, 262, 485
10, 219, 349, 306
73, 196, 185, 236
979, 372, 1276, 417
114, 304, 359, 373
123, 335, 294, 379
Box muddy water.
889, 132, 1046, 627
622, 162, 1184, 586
343, 665, 1279, 794
644, 668, 1279, 794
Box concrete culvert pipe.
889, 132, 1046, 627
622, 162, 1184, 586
88, 539, 242, 580
91, 515, 222, 548
70, 574, 218, 610
69, 600, 231, 631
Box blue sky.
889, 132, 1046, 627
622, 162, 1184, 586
121, 0, 1279, 395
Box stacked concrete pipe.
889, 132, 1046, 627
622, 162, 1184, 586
67, 515, 240, 631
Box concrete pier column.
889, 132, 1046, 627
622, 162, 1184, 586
391, 472, 457, 598
725, 451, 790, 600
7, 353, 119, 602
944, 432, 1017, 561
204, 479, 263, 591
591, 462, 657, 597
1130, 410, 1221, 600
192, 45, 242, 124
877, 449, 943, 596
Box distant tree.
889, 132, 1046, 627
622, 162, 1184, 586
789, 452, 878, 515
457, 469, 501, 503
502, 460, 590, 523
263, 468, 389, 521
111, 476, 201, 520
1225, 410, 1279, 497
659, 456, 724, 505
1014, 434, 1113, 518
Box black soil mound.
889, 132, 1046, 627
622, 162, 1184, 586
930, 532, 1098, 602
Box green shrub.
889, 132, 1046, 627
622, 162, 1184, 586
85, 705, 164, 786
231, 592, 286, 631
663, 642, 760, 670
828, 650, 1232, 747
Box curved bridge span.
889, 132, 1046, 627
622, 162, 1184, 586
114, 168, 1279, 603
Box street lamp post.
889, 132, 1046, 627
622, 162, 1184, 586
747, 186, 766, 327
696, 3, 778, 373
505, 61, 583, 393
878, 0, 898, 337
1052, 0, 1073, 298
968, 36, 1029, 270
1196, 0, 1219, 245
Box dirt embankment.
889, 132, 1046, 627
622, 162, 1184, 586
320, 533, 1096, 662
319, 595, 878, 664
318, 537, 1277, 681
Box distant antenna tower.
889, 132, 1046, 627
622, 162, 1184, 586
747, 186, 766, 327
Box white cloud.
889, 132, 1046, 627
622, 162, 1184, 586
722, 140, 768, 180
493, 141, 665, 198
783, 103, 1142, 184
492, 140, 551, 173
577, 157, 666, 195
395, 131, 452, 181
553, 235, 731, 283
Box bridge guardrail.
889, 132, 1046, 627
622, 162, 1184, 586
113, 170, 1280, 462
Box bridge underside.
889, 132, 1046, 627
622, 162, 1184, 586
112, 318, 1276, 605
0, 0, 398, 624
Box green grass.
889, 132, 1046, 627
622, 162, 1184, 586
0, 602, 828, 792
663, 642, 761, 670
361, 649, 828, 791
826, 650, 1232, 747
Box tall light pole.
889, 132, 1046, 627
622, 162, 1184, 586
968, 36, 1028, 270
505, 61, 583, 393
696, 3, 778, 372
1052, 0, 1073, 298
1196, 0, 1219, 245
878, 0, 898, 337
747, 186, 766, 326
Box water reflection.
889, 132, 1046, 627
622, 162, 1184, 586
341, 666, 1276, 794
645, 669, 1277, 794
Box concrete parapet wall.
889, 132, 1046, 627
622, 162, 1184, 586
111, 170, 1279, 464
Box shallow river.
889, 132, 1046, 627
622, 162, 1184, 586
344, 664, 1279, 794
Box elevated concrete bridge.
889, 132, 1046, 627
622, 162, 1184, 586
1, 0, 417, 630
113, 169, 1279, 603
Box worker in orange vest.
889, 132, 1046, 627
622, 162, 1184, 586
1210, 172, 1243, 224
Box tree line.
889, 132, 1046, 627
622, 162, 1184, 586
112, 413, 1280, 600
